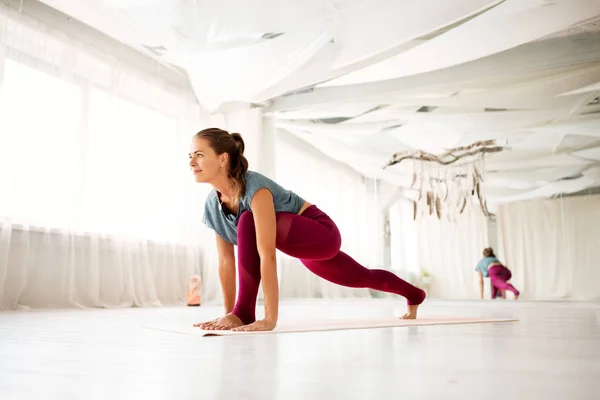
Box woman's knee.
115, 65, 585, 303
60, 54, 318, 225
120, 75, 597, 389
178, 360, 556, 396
239, 211, 254, 225
237, 211, 256, 239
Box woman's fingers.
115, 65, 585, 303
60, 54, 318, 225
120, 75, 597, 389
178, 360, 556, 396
193, 318, 218, 328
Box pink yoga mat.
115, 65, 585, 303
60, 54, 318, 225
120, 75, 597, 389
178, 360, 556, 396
145, 316, 518, 337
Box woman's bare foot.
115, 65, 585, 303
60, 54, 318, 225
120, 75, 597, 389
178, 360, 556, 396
401, 289, 426, 319
193, 314, 245, 330
514, 294, 519, 300
401, 304, 420, 320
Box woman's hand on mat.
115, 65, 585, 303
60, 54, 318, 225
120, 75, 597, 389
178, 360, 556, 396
231, 318, 276, 332
193, 318, 219, 329
193, 314, 244, 330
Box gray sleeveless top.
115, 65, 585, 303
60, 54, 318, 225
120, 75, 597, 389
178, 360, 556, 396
202, 171, 305, 244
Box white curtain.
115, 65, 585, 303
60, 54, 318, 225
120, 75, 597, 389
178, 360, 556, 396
0, 5, 208, 310
497, 194, 600, 301
415, 204, 489, 299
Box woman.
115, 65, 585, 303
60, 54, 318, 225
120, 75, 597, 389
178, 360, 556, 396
475, 247, 520, 300
189, 128, 426, 332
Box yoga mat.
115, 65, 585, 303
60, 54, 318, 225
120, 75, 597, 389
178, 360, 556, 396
144, 316, 518, 337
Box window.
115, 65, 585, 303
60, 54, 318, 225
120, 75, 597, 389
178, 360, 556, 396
0, 58, 197, 242
0, 59, 81, 228
83, 88, 181, 241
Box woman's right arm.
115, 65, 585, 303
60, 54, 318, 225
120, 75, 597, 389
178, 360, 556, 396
477, 270, 484, 299
216, 234, 236, 314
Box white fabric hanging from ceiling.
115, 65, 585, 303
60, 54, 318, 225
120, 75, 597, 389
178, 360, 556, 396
329, 0, 503, 69
186, 31, 331, 112
324, 0, 600, 86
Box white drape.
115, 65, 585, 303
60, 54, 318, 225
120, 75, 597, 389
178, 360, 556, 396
496, 194, 600, 301
187, 31, 331, 112
0, 5, 206, 310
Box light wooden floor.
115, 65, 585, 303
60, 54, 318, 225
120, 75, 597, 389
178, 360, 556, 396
1, 299, 599, 400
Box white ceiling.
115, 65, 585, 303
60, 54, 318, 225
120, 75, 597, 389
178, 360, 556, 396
35, 0, 600, 205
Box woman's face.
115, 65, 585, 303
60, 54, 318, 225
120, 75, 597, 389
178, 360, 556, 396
189, 138, 227, 183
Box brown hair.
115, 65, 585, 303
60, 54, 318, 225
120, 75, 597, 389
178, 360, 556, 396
194, 128, 248, 202
483, 247, 495, 258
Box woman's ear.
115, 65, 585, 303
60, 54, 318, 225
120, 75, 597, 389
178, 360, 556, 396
219, 152, 229, 168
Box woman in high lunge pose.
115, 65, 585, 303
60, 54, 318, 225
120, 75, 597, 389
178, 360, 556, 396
475, 247, 520, 300
190, 128, 426, 332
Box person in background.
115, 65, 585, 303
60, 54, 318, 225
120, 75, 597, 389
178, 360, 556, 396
475, 247, 520, 300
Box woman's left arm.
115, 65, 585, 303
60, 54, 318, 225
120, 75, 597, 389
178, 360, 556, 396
232, 188, 279, 332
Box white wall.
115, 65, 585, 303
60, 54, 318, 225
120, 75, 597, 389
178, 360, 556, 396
497, 194, 600, 301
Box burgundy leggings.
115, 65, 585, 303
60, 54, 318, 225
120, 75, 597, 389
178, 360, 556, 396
232, 205, 426, 324
489, 264, 520, 299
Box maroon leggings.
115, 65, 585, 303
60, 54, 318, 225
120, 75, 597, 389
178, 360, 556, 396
232, 205, 426, 324
489, 264, 520, 299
